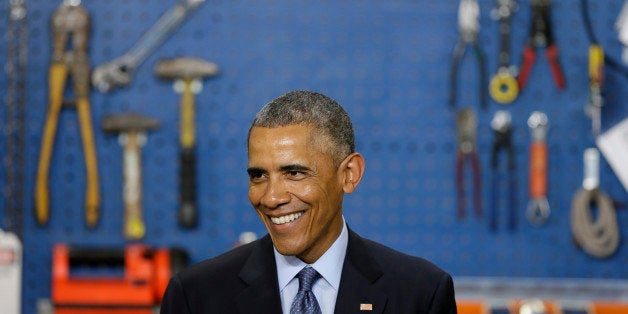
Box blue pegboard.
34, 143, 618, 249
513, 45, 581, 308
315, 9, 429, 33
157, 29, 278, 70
1, 1, 628, 313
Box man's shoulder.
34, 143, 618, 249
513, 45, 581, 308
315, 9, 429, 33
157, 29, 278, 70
176, 237, 265, 283
345, 231, 457, 313
350, 231, 450, 282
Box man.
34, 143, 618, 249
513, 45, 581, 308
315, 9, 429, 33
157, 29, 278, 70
160, 91, 457, 313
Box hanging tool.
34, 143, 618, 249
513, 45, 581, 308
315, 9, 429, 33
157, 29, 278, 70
52, 243, 188, 313
449, 0, 488, 110
154, 57, 219, 228
5, 0, 28, 238
92, 0, 206, 93
526, 111, 550, 227
102, 113, 161, 240
2, 3, 26, 311
490, 110, 516, 231
586, 44, 604, 136
581, 0, 628, 79
455, 108, 482, 219
489, 0, 519, 104
517, 0, 565, 91
35, 0, 100, 228
570, 148, 619, 259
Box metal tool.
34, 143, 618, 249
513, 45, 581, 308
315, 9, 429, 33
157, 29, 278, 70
526, 111, 550, 227
449, 0, 488, 110
570, 148, 619, 259
517, 0, 565, 91
102, 113, 161, 240
581, 0, 628, 80
5, 0, 28, 238
490, 110, 516, 231
586, 44, 604, 136
36, 0, 100, 228
155, 57, 219, 228
489, 0, 519, 104
92, 0, 205, 93
455, 108, 482, 219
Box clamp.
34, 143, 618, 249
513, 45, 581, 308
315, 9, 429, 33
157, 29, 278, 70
35, 1, 100, 227
455, 108, 482, 219
517, 0, 565, 91
489, 0, 519, 104
490, 110, 516, 231
526, 111, 550, 227
449, 0, 488, 110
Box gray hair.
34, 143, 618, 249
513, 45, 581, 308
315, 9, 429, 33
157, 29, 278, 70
249, 90, 355, 165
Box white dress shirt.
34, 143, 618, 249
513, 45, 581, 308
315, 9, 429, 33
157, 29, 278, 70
274, 218, 349, 314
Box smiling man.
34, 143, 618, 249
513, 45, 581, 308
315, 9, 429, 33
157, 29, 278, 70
160, 91, 457, 314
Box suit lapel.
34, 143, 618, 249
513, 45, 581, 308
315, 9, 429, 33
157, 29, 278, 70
335, 229, 387, 314
234, 235, 283, 314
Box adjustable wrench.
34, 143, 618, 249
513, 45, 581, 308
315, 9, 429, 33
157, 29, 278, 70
92, 0, 205, 93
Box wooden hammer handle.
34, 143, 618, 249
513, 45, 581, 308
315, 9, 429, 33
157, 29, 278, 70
122, 132, 146, 240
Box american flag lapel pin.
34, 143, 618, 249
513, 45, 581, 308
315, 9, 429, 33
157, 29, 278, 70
360, 303, 373, 311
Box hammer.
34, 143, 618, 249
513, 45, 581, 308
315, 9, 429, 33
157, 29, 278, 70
155, 57, 219, 228
102, 113, 160, 240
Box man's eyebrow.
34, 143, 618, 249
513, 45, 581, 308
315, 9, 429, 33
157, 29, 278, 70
279, 164, 311, 172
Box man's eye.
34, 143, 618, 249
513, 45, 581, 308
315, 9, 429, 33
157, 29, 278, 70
287, 171, 306, 179
248, 171, 266, 182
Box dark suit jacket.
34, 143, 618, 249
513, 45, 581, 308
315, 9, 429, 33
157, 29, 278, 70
160, 229, 457, 313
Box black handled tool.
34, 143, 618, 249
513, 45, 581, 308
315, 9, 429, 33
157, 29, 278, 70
155, 57, 219, 228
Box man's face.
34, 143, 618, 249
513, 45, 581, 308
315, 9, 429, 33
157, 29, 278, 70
247, 124, 345, 263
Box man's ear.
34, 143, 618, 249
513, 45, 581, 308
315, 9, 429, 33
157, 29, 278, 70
340, 153, 365, 194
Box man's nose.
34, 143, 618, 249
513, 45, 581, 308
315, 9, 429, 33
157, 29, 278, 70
260, 178, 291, 209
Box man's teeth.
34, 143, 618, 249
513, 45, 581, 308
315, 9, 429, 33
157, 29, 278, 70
270, 212, 303, 225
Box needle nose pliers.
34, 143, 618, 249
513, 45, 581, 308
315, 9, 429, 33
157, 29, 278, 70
450, 0, 488, 110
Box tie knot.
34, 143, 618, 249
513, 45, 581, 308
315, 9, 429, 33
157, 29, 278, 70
296, 266, 321, 292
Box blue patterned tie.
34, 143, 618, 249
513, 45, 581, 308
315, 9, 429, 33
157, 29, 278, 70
290, 266, 322, 314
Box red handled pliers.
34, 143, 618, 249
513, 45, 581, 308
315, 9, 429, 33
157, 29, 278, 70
517, 0, 565, 91
455, 108, 482, 219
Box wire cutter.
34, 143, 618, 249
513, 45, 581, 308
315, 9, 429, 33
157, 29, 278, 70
35, 0, 100, 227
455, 108, 482, 219
517, 0, 565, 91
490, 110, 516, 231
449, 0, 488, 110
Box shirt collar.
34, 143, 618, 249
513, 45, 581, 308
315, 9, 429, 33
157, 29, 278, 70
274, 217, 348, 291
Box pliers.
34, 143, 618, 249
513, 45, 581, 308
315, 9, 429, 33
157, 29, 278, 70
35, 1, 100, 227
490, 110, 516, 231
455, 108, 482, 219
517, 0, 565, 91
449, 0, 488, 110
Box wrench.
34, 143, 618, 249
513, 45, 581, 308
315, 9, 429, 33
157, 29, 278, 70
526, 111, 550, 227
92, 0, 205, 93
